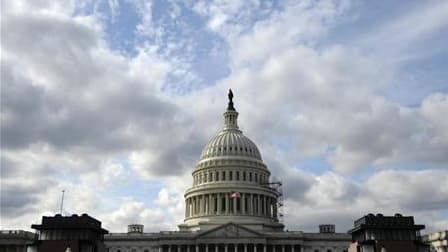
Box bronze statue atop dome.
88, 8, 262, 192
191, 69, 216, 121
227, 89, 235, 110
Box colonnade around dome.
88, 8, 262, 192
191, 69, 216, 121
185, 192, 278, 220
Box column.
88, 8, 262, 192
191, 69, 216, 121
189, 198, 192, 217
244, 244, 247, 252
281, 245, 285, 252
299, 246, 304, 252
215, 245, 219, 252
242, 193, 246, 214
266, 197, 271, 217
209, 194, 212, 214
235, 244, 238, 252
206, 245, 209, 252
188, 246, 191, 252
198, 195, 204, 215
263, 245, 266, 252
291, 245, 295, 252
217, 194, 222, 214
249, 194, 253, 215
225, 194, 229, 214
254, 244, 257, 252
233, 197, 237, 214
203, 195, 207, 214
264, 197, 268, 217
196, 197, 200, 216
225, 245, 228, 252
260, 196, 264, 216
159, 247, 163, 252
204, 195, 208, 214
168, 245, 172, 252
196, 245, 199, 252
258, 195, 262, 216
178, 246, 181, 252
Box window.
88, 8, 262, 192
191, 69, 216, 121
216, 172, 219, 181
209, 172, 213, 182
243, 172, 246, 181
222, 171, 226, 180
249, 172, 252, 181
255, 174, 258, 182
236, 172, 240, 180
229, 171, 233, 180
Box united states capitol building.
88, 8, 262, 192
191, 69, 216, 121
104, 91, 351, 252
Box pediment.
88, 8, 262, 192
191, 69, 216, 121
195, 223, 263, 238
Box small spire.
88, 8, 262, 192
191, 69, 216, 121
227, 89, 235, 111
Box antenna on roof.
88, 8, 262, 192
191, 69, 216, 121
60, 190, 65, 215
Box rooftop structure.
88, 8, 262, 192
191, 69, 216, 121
31, 213, 108, 252
348, 213, 428, 252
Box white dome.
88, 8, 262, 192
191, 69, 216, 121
200, 130, 262, 160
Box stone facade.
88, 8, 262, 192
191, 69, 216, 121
104, 93, 351, 252
422, 231, 448, 252
105, 223, 350, 252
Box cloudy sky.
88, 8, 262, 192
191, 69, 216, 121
1, 0, 448, 234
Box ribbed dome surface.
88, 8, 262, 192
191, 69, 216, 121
200, 130, 262, 160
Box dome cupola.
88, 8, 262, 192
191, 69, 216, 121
199, 90, 262, 161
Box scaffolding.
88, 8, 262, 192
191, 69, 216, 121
263, 180, 284, 223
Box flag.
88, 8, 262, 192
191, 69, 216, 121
230, 192, 241, 198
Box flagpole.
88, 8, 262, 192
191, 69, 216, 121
60, 190, 65, 215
